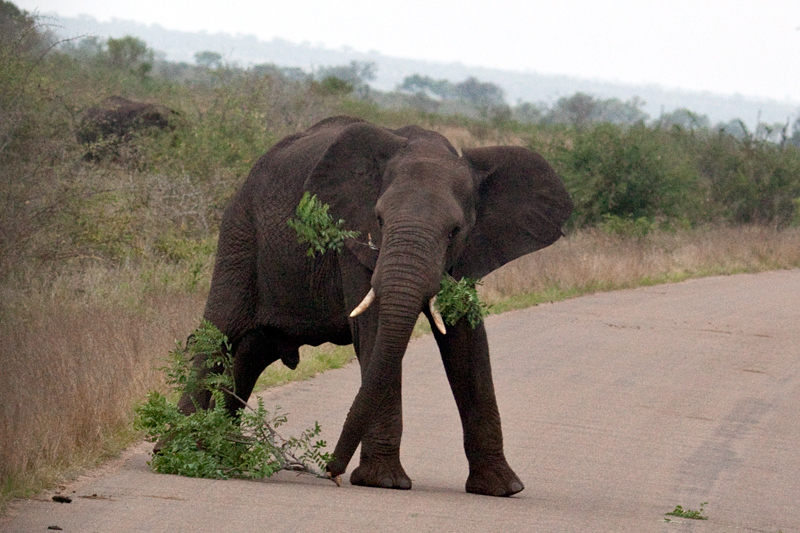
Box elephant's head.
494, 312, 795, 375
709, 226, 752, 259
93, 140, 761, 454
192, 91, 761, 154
304, 119, 573, 476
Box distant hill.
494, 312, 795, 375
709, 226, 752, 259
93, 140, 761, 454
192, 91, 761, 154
51, 14, 799, 128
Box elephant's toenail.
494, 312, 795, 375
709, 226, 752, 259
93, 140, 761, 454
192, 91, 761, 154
494, 486, 506, 496
510, 481, 523, 494
398, 478, 412, 490
380, 477, 393, 488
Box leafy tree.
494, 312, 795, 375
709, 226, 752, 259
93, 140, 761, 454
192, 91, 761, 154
544, 93, 648, 127
454, 76, 505, 108
398, 74, 507, 118
0, 0, 50, 52
398, 74, 455, 100
594, 96, 649, 125
315, 61, 376, 96
106, 35, 153, 78
755, 120, 790, 144
716, 119, 749, 140
513, 101, 546, 124
107, 35, 151, 67
397, 73, 431, 93
655, 108, 711, 130
697, 131, 800, 227
546, 92, 597, 127
553, 123, 698, 226
194, 50, 222, 69
60, 36, 104, 60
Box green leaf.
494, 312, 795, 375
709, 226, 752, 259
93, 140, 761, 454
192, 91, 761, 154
287, 192, 360, 257
435, 275, 489, 328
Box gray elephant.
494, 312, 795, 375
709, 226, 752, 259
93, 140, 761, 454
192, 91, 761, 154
178, 116, 573, 496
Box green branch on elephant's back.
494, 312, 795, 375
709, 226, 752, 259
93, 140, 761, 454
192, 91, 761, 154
436, 275, 490, 328
288, 192, 360, 257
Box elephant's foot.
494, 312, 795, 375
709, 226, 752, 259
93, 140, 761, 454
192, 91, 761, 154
350, 459, 412, 490
465, 461, 524, 497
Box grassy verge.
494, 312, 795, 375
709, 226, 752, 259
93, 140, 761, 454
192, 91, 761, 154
481, 225, 800, 312
2, 225, 799, 511
0, 292, 206, 504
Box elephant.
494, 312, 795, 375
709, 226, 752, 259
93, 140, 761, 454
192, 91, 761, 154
176, 115, 573, 496
76, 96, 178, 160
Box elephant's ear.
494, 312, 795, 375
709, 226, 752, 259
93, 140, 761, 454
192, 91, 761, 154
304, 122, 407, 270
452, 146, 574, 279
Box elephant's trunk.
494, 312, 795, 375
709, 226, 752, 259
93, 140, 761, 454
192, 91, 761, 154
328, 225, 444, 476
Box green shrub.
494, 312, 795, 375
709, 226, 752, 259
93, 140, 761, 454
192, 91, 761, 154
551, 123, 699, 227
697, 132, 800, 227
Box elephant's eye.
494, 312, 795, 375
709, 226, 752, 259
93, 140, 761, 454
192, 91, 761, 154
448, 226, 461, 240
377, 215, 384, 228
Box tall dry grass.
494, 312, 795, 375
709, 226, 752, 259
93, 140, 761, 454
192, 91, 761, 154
482, 225, 800, 310
0, 291, 205, 499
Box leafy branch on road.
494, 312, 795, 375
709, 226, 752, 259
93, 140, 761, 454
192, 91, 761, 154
134, 320, 337, 483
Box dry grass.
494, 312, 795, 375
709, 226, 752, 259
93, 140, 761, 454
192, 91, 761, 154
482, 225, 800, 311
0, 292, 205, 502
431, 124, 527, 151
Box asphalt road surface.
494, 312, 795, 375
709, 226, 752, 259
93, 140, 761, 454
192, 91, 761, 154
3, 270, 799, 532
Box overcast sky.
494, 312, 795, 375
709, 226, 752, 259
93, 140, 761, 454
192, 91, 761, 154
16, 0, 800, 102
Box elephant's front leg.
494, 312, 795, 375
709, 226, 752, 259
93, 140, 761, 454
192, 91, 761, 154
342, 256, 411, 490
349, 366, 411, 489
427, 314, 524, 497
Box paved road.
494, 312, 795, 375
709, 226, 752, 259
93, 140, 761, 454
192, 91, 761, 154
4, 270, 800, 532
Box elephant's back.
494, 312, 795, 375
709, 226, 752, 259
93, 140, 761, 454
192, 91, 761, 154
247, 116, 366, 191
211, 118, 361, 339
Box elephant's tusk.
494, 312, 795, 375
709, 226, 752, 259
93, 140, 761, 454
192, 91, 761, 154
429, 296, 447, 335
349, 288, 376, 317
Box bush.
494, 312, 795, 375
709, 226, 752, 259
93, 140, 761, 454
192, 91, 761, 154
550, 123, 699, 227
696, 132, 800, 227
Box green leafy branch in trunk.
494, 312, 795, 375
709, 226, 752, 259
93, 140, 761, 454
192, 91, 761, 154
435, 274, 490, 328
287, 192, 360, 257
134, 320, 336, 482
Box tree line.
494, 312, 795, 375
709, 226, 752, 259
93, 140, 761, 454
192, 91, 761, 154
53, 27, 800, 144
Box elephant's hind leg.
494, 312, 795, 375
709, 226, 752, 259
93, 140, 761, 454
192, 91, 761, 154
225, 328, 299, 415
